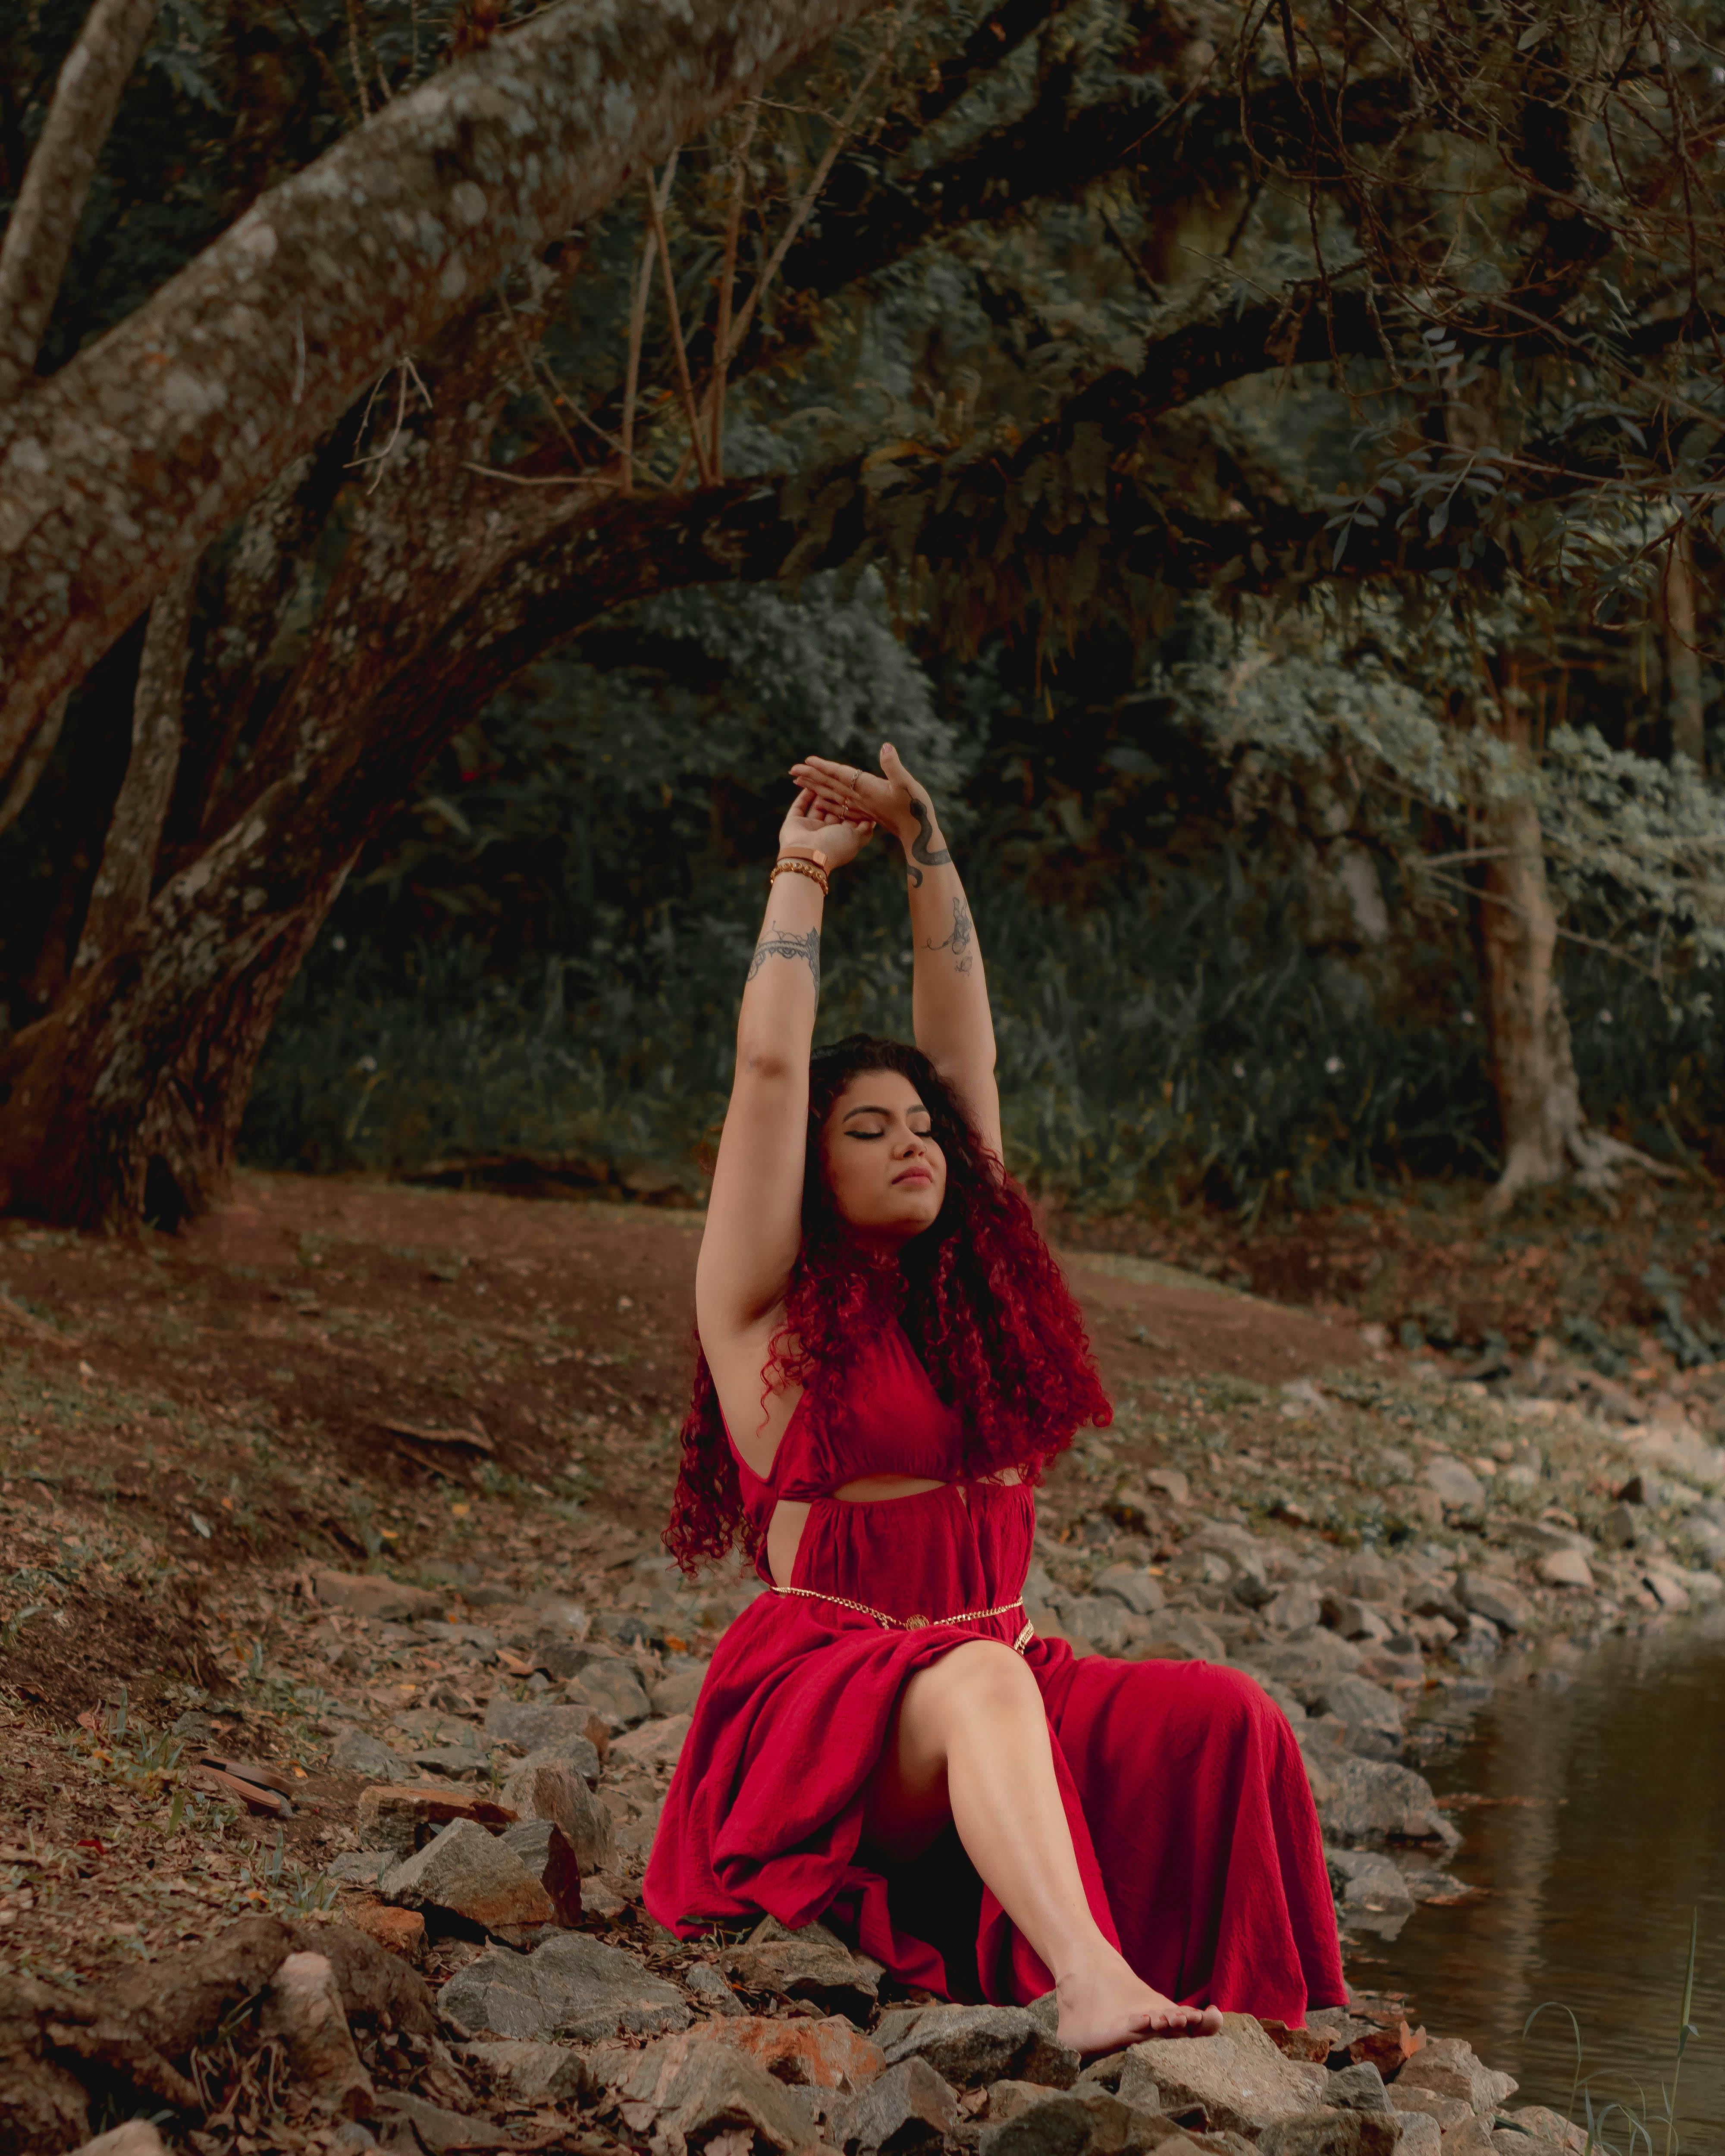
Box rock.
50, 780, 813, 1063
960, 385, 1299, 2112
72, 2128, 170, 2155
1435, 2122, 1496, 2156
500, 1758, 612, 1875
1424, 1458, 1485, 1510
609, 1712, 692, 1771
410, 1743, 489, 1780
1264, 1584, 1325, 1633
882, 2002, 1081, 2090
1114, 2050, 1162, 2113
326, 1850, 392, 1885
649, 1661, 710, 1716
1600, 1504, 1640, 1550
1317, 1757, 1458, 1850
1241, 1631, 1364, 1704
315, 1570, 444, 1621
1391, 2118, 1440, 2156
1146, 1468, 1191, 1506
988, 2081, 1058, 2124
1093, 1564, 1166, 1616
1120, 2014, 1327, 2136
1254, 2117, 1399, 2156
357, 1783, 517, 1858
513, 1730, 603, 1786
1311, 1676, 1405, 1758
1324, 2064, 1390, 2114
457, 2039, 592, 2104
1322, 1597, 1392, 1644
380, 1818, 554, 1942
1129, 1610, 1229, 1663
979, 2086, 1185, 2156
1393, 2039, 1516, 2115
499, 1819, 583, 1927
439, 1932, 690, 2043
1502, 2106, 1587, 2153
260, 1951, 375, 2119
844, 2056, 963, 2155
565, 1660, 652, 1727
1388, 2087, 1471, 2132
1325, 1847, 1415, 1933
623, 2012, 887, 2091
1456, 1573, 1534, 1633
611, 2034, 812, 2152
483, 1696, 612, 1755
683, 1962, 746, 2015
346, 1905, 426, 1961
723, 1931, 879, 2019
371, 2092, 495, 2149
1642, 1567, 1691, 1611
1070, 1596, 1143, 1656
329, 1730, 405, 1779
1536, 1549, 1593, 1590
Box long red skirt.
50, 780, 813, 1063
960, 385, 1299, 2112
643, 1484, 1345, 2025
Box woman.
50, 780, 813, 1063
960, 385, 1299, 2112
643, 745, 1345, 2054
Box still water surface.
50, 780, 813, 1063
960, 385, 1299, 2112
1354, 1613, 1725, 2148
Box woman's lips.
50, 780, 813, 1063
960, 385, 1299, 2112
893, 1167, 933, 1186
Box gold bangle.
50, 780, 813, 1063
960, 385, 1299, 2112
771, 857, 830, 896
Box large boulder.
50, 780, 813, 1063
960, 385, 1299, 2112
609, 1714, 692, 1772
565, 1660, 652, 1727
880, 2002, 1081, 2090
1117, 2015, 1327, 2137
439, 1932, 690, 2043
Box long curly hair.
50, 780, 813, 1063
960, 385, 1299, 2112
664, 1035, 1111, 1573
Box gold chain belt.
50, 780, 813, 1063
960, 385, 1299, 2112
773, 1586, 1035, 1656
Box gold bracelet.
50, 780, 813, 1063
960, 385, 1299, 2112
770, 857, 830, 896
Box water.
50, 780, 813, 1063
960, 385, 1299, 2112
1353, 1613, 1725, 2150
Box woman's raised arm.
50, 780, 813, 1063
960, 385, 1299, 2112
791, 745, 1002, 1163
695, 790, 874, 1375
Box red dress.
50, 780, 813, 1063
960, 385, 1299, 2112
643, 1321, 1346, 2024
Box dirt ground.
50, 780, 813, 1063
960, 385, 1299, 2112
1, 1167, 1721, 2153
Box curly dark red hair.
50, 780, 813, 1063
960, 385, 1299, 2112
664, 1035, 1111, 1573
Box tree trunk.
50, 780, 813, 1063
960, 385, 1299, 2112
1664, 524, 1707, 770
1477, 687, 1676, 1210
0, 808, 352, 1228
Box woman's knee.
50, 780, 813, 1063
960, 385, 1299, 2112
922, 1638, 1042, 1722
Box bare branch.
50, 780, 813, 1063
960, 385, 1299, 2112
0, 0, 160, 404
644, 157, 715, 486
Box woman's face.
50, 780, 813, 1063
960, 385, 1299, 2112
819, 1069, 948, 1249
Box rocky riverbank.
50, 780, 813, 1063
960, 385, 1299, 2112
3, 1177, 1722, 2152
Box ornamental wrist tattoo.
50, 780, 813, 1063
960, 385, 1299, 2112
746, 924, 821, 995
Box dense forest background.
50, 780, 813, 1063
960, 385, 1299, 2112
2, 0, 1722, 1227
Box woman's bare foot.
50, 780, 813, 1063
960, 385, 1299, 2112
1054, 1950, 1223, 2056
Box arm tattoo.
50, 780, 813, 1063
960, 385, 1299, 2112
746, 925, 821, 995
903, 797, 952, 890
923, 896, 975, 975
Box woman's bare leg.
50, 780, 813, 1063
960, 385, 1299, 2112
862, 1639, 1223, 2054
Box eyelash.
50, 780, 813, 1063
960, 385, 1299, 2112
852, 1127, 933, 1141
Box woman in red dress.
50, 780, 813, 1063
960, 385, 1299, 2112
643, 746, 1346, 2053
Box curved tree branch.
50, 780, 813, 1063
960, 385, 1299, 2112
0, 0, 885, 793
0, 0, 160, 404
